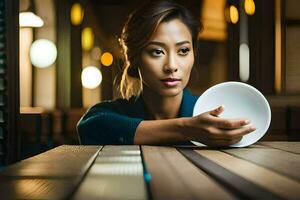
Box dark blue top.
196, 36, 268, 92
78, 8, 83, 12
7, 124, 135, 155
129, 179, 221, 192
77, 89, 198, 145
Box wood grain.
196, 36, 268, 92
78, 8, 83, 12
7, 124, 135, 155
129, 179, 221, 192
73, 145, 148, 200
1, 145, 100, 177
196, 150, 300, 200
142, 146, 236, 200
179, 149, 282, 200
0, 145, 101, 199
223, 145, 300, 182
1, 144, 300, 199
0, 178, 75, 199
258, 141, 300, 154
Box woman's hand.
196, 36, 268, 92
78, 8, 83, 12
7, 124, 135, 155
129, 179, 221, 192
183, 106, 256, 147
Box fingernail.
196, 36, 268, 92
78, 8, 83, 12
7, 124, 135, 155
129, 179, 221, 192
244, 120, 250, 124
250, 126, 256, 131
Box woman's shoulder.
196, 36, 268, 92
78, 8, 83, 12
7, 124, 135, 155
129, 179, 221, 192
88, 96, 140, 114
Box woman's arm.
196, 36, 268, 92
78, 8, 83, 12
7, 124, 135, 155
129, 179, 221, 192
77, 102, 143, 145
134, 106, 256, 146
78, 102, 255, 146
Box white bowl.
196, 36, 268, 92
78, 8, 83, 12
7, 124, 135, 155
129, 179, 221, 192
192, 81, 271, 147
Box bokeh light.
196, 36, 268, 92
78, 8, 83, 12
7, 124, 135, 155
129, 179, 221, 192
100, 52, 113, 66
19, 12, 44, 28
229, 5, 239, 24
71, 3, 84, 26
245, 0, 255, 15
239, 43, 250, 82
82, 27, 94, 51
81, 66, 102, 89
30, 39, 57, 68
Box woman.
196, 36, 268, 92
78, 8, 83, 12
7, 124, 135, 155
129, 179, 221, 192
77, 0, 256, 146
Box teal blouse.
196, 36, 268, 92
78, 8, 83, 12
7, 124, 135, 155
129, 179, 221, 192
77, 89, 198, 145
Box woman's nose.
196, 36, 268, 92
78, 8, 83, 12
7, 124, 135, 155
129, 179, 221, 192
163, 54, 178, 73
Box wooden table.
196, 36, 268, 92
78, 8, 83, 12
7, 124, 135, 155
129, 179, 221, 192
0, 142, 299, 199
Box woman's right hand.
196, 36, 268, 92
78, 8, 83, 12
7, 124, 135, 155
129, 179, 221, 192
183, 106, 256, 147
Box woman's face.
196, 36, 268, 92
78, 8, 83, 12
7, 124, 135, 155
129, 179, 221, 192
140, 18, 194, 97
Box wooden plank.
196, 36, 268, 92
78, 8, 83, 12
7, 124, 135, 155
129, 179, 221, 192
195, 150, 300, 200
0, 145, 101, 199
73, 145, 148, 200
258, 141, 300, 154
142, 146, 236, 200
179, 149, 282, 200
1, 145, 100, 178
0, 178, 75, 199
223, 144, 300, 182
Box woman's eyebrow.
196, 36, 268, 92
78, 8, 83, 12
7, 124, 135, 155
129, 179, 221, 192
175, 41, 191, 46
147, 40, 191, 47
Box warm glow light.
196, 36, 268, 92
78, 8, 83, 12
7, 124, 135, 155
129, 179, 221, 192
19, 12, 44, 27
92, 163, 143, 175
225, 7, 231, 23
229, 5, 239, 24
82, 27, 94, 51
81, 66, 102, 89
91, 47, 101, 60
198, 0, 227, 41
71, 3, 84, 26
239, 43, 250, 82
30, 39, 57, 68
17, 179, 46, 196
101, 52, 113, 66
245, 0, 255, 15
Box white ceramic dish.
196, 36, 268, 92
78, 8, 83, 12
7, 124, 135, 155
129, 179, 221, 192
192, 81, 271, 147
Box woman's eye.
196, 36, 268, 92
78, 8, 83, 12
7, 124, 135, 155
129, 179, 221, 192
178, 47, 190, 56
149, 49, 164, 57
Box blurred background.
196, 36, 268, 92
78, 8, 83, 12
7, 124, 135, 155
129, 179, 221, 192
0, 0, 300, 166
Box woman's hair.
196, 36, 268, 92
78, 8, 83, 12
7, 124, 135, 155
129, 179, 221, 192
119, 0, 202, 99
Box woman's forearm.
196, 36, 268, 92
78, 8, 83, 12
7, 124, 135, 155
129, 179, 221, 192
133, 107, 255, 146
134, 118, 189, 144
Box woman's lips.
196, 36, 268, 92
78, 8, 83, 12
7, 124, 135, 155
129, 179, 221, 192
161, 78, 181, 87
